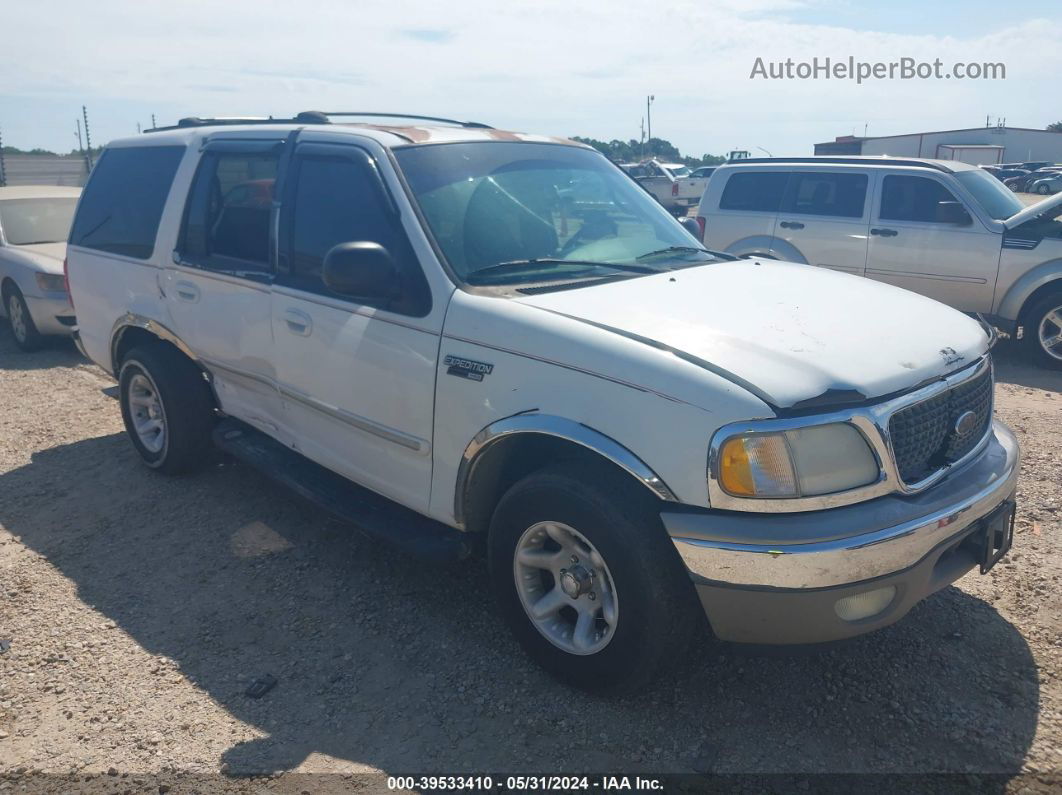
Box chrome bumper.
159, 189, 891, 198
666, 421, 1019, 590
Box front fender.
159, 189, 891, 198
995, 258, 1062, 322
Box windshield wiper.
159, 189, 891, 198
15, 240, 61, 246
468, 258, 660, 283
635, 245, 713, 261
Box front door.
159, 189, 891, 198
271, 142, 441, 513
864, 173, 1001, 312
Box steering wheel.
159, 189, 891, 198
558, 211, 619, 258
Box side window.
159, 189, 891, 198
718, 172, 788, 212
284, 152, 427, 314
179, 149, 279, 272
880, 175, 963, 223
783, 173, 867, 218
70, 146, 185, 259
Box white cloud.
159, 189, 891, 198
0, 0, 1058, 155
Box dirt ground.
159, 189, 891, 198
0, 325, 1060, 792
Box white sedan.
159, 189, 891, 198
0, 186, 80, 351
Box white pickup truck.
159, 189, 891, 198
66, 112, 1018, 694
621, 159, 707, 215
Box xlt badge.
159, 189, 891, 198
445, 355, 494, 381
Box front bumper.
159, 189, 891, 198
664, 421, 1019, 644
24, 292, 75, 336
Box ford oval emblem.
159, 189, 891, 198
954, 410, 978, 436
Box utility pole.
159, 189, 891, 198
151, 113, 157, 130
82, 105, 94, 171
646, 95, 655, 158
0, 126, 6, 188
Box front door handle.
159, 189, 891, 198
174, 281, 200, 302
871, 228, 899, 237
779, 220, 805, 230
283, 308, 313, 336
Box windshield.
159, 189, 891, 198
663, 165, 691, 178
0, 197, 78, 245
953, 170, 1024, 220
394, 142, 713, 286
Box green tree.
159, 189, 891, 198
1048, 121, 1062, 132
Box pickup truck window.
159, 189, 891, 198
719, 172, 788, 212
782, 172, 867, 218
880, 175, 963, 224
70, 146, 184, 259
179, 150, 278, 272
394, 142, 710, 286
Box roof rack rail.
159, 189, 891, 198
145, 112, 332, 133
727, 156, 952, 173
316, 112, 493, 129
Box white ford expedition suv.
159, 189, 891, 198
66, 113, 1019, 693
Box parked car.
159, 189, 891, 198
690, 166, 717, 179
985, 168, 1029, 182
1028, 172, 1062, 195
696, 156, 1062, 366
0, 185, 81, 351
67, 115, 1018, 692
1019, 161, 1054, 172
620, 159, 706, 215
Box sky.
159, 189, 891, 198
0, 0, 1059, 157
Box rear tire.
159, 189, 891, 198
5, 285, 45, 352
487, 462, 700, 694
118, 343, 216, 473
1022, 291, 1062, 369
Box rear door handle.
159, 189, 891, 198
871, 228, 899, 237
174, 281, 200, 302
779, 221, 805, 230
283, 308, 313, 336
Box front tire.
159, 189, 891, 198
487, 462, 700, 694
118, 343, 216, 473
5, 286, 44, 352
1023, 291, 1062, 368
1037, 184, 1051, 195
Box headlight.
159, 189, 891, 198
35, 272, 67, 292
717, 423, 879, 498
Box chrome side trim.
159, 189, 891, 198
277, 383, 429, 455
454, 413, 678, 528
706, 356, 993, 513
674, 421, 1019, 589
109, 313, 199, 374
201, 357, 276, 392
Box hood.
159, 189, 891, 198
516, 260, 989, 409
5, 242, 67, 273
1004, 191, 1062, 230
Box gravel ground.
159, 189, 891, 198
0, 326, 1060, 792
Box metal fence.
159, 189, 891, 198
0, 155, 89, 187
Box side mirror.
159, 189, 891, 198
678, 216, 701, 238
322, 241, 401, 300
937, 201, 972, 225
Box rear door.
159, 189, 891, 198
771, 169, 872, 274
271, 141, 440, 512
703, 170, 787, 256
162, 139, 286, 437
864, 172, 1001, 312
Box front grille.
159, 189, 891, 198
888, 365, 993, 484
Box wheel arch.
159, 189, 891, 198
109, 313, 200, 377
455, 413, 678, 534
995, 259, 1062, 326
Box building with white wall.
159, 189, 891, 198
814, 125, 1062, 165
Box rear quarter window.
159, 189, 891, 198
70, 146, 185, 259
718, 171, 788, 212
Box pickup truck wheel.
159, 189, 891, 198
488, 463, 699, 693
1024, 292, 1062, 368
5, 286, 44, 352
118, 344, 215, 473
